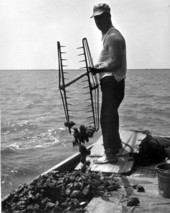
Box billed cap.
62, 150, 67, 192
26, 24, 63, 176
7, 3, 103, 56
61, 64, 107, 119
91, 3, 110, 18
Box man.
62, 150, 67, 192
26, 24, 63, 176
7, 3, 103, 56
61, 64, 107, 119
90, 3, 127, 164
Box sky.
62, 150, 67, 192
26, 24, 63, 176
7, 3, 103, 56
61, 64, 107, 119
1, 0, 170, 70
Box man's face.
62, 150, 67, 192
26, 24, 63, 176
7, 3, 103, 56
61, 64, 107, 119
94, 13, 109, 32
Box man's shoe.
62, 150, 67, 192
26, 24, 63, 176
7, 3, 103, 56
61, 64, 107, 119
94, 154, 118, 164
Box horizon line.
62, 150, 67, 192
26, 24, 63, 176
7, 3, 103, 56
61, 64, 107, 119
0, 68, 170, 71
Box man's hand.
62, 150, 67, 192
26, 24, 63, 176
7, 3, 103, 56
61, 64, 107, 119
89, 67, 106, 75
89, 67, 99, 75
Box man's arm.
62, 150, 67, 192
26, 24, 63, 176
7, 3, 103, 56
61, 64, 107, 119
99, 35, 124, 72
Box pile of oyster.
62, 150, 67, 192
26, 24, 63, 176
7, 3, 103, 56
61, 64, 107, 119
3, 170, 120, 213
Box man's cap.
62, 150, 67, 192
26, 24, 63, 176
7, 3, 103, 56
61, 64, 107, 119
91, 3, 110, 18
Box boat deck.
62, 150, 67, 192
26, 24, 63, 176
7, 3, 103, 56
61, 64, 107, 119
82, 130, 170, 213
76, 130, 146, 174
85, 167, 170, 213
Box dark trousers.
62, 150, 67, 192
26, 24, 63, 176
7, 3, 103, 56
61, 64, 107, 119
100, 76, 125, 155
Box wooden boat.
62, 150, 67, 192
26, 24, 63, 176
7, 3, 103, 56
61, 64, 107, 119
2, 129, 170, 213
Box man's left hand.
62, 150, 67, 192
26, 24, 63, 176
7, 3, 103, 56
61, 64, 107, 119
89, 67, 99, 75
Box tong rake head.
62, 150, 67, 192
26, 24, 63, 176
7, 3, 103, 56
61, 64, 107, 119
57, 38, 99, 132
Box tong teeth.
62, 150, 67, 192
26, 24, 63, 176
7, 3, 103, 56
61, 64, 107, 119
77, 46, 83, 49
78, 53, 85, 56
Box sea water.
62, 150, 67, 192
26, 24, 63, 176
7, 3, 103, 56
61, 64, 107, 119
1, 69, 170, 197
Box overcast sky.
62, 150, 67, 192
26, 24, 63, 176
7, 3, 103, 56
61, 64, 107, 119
1, 0, 170, 69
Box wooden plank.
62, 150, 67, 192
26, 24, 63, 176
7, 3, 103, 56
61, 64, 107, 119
83, 156, 134, 175
76, 130, 137, 175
